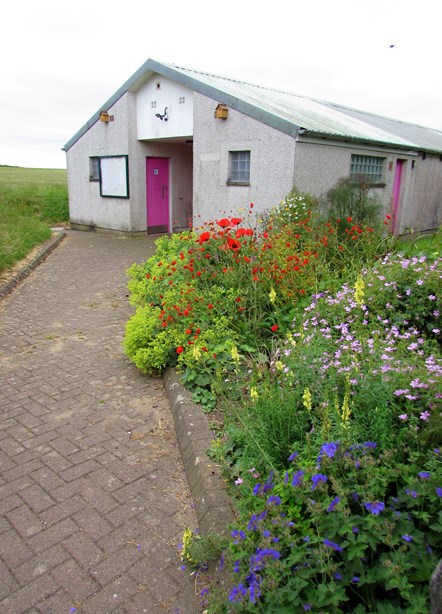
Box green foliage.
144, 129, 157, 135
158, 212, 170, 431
206, 443, 441, 613
0, 170, 69, 272
322, 176, 383, 227
124, 198, 389, 409
221, 253, 441, 471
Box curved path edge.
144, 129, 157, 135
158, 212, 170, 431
0, 232, 67, 301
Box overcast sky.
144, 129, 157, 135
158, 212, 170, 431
1, 0, 441, 169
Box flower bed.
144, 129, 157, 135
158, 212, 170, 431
124, 193, 442, 612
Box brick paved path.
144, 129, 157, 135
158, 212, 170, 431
0, 232, 201, 614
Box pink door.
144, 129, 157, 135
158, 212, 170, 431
146, 157, 169, 233
391, 160, 404, 235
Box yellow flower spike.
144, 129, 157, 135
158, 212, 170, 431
269, 287, 277, 304
250, 386, 259, 402
286, 332, 297, 347
192, 345, 202, 361
354, 274, 365, 306
302, 387, 312, 412
231, 344, 240, 364
275, 360, 284, 371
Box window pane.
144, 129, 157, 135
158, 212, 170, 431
229, 151, 250, 183
350, 155, 384, 183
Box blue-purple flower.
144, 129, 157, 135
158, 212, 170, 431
364, 501, 385, 515
402, 534, 413, 542
327, 496, 340, 512
323, 538, 343, 552
311, 473, 328, 490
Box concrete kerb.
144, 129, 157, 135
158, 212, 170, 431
0, 231, 67, 300
163, 367, 236, 536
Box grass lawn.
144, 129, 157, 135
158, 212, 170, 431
0, 166, 68, 273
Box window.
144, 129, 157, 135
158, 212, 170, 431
350, 155, 385, 184
228, 151, 250, 185
89, 157, 100, 181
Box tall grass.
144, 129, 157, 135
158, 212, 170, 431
0, 167, 68, 273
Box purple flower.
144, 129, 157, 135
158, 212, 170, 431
352, 576, 360, 583
402, 534, 413, 542
291, 470, 305, 487
364, 501, 385, 515
327, 496, 340, 512
394, 389, 409, 396
363, 442, 377, 448
405, 489, 418, 498
321, 441, 340, 458
419, 471, 430, 479
420, 411, 431, 421
323, 538, 343, 552
399, 414, 408, 421
334, 572, 343, 580
303, 606, 312, 611
228, 584, 247, 602
311, 473, 328, 490
267, 495, 281, 506
233, 560, 240, 573
352, 526, 359, 533
436, 487, 442, 497
288, 451, 299, 461
253, 483, 261, 496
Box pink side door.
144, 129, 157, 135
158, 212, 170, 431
391, 159, 404, 235
146, 157, 169, 233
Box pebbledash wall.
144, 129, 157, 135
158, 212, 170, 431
67, 78, 194, 234
192, 92, 296, 223
293, 140, 442, 235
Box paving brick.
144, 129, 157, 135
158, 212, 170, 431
5, 504, 46, 538
13, 544, 70, 585
19, 483, 56, 513
80, 574, 140, 613
51, 559, 100, 599
0, 573, 59, 614
28, 518, 77, 552
63, 531, 104, 569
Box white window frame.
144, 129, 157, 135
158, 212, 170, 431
89, 157, 100, 182
350, 154, 385, 185
227, 150, 251, 185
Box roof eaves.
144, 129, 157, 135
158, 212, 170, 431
298, 129, 442, 155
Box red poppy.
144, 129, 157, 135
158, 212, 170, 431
217, 218, 231, 228
347, 216, 353, 222
198, 231, 211, 244
176, 346, 184, 354
271, 324, 278, 332
230, 217, 242, 226
385, 214, 391, 220
227, 237, 241, 251
207, 304, 214, 309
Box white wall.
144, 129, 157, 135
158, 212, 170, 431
136, 76, 193, 141
67, 94, 134, 232
293, 140, 424, 234
192, 93, 296, 224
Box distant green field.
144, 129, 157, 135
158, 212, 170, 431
0, 166, 67, 185
0, 167, 69, 274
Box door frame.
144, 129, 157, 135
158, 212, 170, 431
146, 156, 170, 234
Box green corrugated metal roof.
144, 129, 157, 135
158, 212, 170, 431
64, 59, 442, 154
